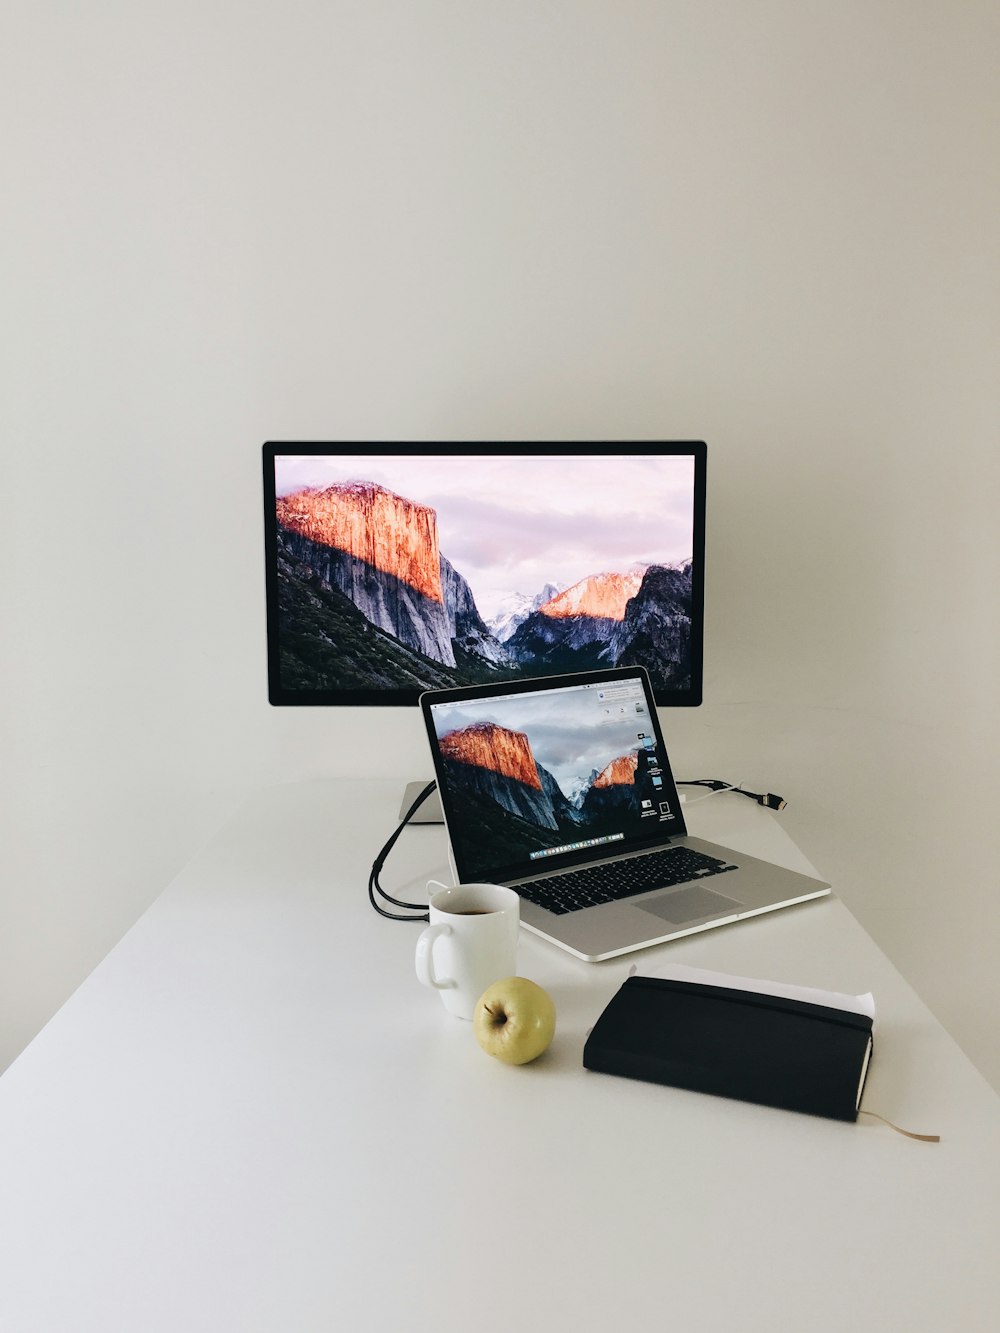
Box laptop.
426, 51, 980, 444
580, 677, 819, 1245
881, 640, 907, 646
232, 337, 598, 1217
419, 667, 830, 961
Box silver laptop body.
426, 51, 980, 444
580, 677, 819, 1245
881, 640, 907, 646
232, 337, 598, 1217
420, 667, 829, 962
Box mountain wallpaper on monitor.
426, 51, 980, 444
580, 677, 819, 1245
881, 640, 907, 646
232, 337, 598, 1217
272, 457, 695, 695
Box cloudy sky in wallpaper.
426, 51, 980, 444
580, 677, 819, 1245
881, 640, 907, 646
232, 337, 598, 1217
273, 451, 695, 619
429, 675, 652, 794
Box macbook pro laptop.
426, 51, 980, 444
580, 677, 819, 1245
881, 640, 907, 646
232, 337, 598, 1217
419, 667, 830, 961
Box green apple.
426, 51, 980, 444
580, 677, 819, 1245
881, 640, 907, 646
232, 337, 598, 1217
473, 977, 556, 1065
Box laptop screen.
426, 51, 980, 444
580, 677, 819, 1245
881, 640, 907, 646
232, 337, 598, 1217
421, 668, 688, 885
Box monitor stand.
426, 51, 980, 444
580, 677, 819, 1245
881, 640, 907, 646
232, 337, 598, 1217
398, 780, 444, 824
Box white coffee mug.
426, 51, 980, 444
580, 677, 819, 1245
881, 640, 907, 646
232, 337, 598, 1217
415, 881, 520, 1019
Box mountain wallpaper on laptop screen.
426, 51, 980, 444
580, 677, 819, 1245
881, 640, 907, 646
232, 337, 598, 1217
437, 720, 661, 874
272, 457, 695, 694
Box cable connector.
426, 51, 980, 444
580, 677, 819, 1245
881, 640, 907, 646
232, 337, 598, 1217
756, 792, 787, 812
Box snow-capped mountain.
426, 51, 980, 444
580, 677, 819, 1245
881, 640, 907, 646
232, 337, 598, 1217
487, 583, 563, 643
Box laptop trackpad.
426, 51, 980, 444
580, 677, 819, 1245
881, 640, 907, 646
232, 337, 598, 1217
641, 884, 743, 925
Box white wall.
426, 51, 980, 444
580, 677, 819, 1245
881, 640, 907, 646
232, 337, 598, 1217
3, 2, 998, 1081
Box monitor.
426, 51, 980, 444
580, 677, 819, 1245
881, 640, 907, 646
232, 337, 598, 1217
262, 443, 707, 711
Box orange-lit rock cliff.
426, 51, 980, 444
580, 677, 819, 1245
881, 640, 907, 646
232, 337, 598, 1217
438, 722, 542, 790
592, 753, 638, 788
276, 481, 444, 603
539, 569, 647, 621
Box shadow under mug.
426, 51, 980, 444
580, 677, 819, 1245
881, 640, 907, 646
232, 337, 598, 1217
415, 881, 520, 1019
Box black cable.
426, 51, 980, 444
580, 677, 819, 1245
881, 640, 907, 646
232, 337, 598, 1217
367, 780, 438, 921
677, 778, 787, 811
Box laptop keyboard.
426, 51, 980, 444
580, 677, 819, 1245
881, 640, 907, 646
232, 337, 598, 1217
516, 846, 738, 915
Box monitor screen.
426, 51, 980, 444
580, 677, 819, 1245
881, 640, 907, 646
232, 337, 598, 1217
262, 443, 706, 706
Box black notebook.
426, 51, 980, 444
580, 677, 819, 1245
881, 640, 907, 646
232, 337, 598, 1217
583, 973, 874, 1122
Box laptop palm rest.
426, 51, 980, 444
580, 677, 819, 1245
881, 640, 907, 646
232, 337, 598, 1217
639, 884, 744, 925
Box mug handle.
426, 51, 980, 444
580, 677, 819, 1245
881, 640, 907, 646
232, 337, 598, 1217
415, 923, 457, 991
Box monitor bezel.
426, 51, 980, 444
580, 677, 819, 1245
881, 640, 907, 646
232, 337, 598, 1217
262, 441, 707, 707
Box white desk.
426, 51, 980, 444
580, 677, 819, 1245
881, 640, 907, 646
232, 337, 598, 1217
1, 779, 999, 1332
